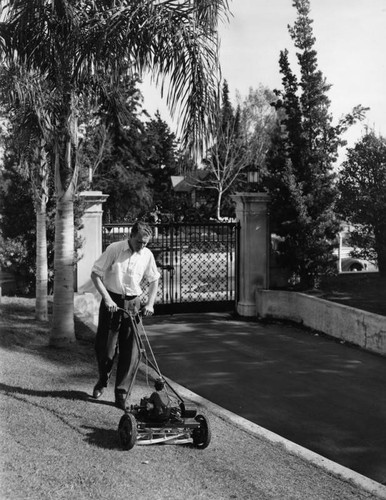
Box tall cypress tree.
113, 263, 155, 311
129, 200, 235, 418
267, 0, 359, 288
144, 111, 180, 218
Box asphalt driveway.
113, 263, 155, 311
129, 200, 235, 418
144, 312, 386, 485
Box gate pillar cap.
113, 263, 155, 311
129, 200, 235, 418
79, 190, 109, 205
231, 192, 271, 202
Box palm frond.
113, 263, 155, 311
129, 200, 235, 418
1, 0, 230, 154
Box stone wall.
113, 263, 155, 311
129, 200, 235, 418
256, 290, 386, 356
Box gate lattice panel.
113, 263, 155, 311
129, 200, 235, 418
102, 222, 238, 314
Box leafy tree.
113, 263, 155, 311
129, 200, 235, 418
90, 75, 153, 222
0, 0, 229, 344
200, 81, 235, 218
91, 84, 186, 223
200, 80, 245, 219
337, 131, 386, 276
266, 0, 367, 288
202, 81, 278, 220
0, 147, 39, 293
236, 85, 278, 178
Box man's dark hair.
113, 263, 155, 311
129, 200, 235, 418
131, 221, 153, 238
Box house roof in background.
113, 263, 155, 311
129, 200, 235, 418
171, 171, 209, 193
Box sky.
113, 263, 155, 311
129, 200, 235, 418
141, 0, 386, 159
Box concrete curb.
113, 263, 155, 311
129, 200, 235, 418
74, 308, 386, 499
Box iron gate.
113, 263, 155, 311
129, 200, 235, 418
102, 222, 239, 314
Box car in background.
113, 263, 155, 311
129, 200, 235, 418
336, 225, 378, 273
341, 256, 369, 272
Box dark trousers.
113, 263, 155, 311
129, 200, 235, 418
95, 291, 141, 400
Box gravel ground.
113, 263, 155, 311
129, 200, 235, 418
0, 297, 385, 500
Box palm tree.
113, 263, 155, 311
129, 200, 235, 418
1, 65, 52, 321
0, 0, 229, 344
33, 140, 50, 321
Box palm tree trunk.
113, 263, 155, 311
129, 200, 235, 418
35, 203, 48, 321
35, 143, 49, 321
50, 109, 79, 345
50, 190, 76, 344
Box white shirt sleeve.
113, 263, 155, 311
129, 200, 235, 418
144, 251, 161, 283
91, 243, 117, 278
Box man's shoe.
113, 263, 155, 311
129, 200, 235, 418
115, 394, 127, 410
92, 381, 105, 399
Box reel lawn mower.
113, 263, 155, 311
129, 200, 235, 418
117, 309, 211, 451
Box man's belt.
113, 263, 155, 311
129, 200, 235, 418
108, 290, 137, 301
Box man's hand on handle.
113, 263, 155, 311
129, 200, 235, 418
141, 303, 154, 317
104, 296, 118, 313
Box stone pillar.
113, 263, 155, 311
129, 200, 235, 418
232, 192, 271, 317
77, 191, 108, 293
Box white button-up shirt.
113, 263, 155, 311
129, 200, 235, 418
92, 240, 160, 297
